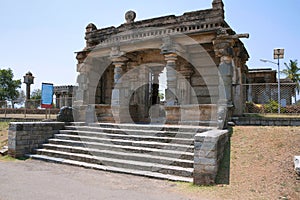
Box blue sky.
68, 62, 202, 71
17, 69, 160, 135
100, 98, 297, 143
0, 0, 299, 91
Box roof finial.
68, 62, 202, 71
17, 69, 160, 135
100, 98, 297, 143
125, 10, 136, 23
212, 0, 224, 10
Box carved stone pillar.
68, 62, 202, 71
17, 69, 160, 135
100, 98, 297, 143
232, 43, 249, 116
65, 93, 69, 107
213, 37, 235, 129
161, 36, 180, 106
178, 65, 194, 105
110, 46, 128, 106
111, 61, 126, 106
55, 93, 60, 108
60, 93, 65, 108
164, 53, 178, 105
213, 28, 249, 128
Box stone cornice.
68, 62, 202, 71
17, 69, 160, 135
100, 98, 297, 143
85, 8, 227, 49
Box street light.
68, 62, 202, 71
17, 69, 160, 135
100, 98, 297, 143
260, 48, 284, 113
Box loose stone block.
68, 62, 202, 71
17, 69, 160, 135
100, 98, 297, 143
294, 156, 300, 175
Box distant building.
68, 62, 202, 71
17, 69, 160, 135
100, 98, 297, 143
246, 68, 296, 105
54, 85, 76, 108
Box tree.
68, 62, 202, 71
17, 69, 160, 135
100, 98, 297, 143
281, 60, 300, 103
30, 89, 42, 108
31, 89, 41, 100
13, 90, 25, 106
0, 68, 21, 108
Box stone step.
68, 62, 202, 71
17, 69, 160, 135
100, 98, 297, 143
64, 126, 199, 139
33, 149, 193, 177
27, 154, 193, 182
40, 144, 193, 168
47, 139, 193, 160
59, 129, 194, 145
89, 123, 208, 133
97, 116, 114, 123
53, 134, 194, 152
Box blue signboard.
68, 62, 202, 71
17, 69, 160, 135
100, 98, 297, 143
41, 83, 54, 108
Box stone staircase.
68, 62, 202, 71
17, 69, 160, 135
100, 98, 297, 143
28, 123, 209, 182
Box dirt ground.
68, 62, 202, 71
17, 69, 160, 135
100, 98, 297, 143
1, 124, 300, 199
174, 126, 300, 200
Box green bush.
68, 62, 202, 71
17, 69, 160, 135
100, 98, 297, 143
245, 101, 290, 113
264, 100, 286, 113
264, 100, 278, 113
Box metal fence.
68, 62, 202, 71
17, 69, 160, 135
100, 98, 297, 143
243, 83, 300, 114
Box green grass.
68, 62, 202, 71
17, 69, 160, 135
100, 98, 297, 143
174, 181, 216, 192
0, 155, 17, 161
0, 121, 9, 131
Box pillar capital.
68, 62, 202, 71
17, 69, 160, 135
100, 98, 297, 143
213, 38, 235, 59
213, 28, 249, 59
161, 36, 176, 54
111, 56, 128, 65
164, 53, 177, 64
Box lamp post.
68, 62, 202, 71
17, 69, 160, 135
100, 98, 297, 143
260, 48, 284, 113
23, 71, 34, 108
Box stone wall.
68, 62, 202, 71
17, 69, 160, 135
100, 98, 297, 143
233, 117, 300, 126
8, 122, 65, 158
194, 129, 229, 185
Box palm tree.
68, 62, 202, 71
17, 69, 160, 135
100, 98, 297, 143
281, 60, 300, 103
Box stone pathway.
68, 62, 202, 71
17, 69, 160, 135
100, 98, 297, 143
0, 160, 207, 200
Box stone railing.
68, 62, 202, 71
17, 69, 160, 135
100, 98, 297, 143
8, 122, 65, 158
194, 129, 229, 185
